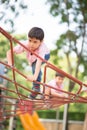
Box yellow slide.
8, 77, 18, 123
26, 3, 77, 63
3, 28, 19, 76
18, 111, 46, 130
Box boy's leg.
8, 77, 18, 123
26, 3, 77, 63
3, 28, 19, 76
45, 53, 50, 61
29, 54, 50, 99
29, 61, 42, 99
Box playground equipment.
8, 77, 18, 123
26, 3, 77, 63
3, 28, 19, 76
0, 26, 87, 124
17, 111, 46, 130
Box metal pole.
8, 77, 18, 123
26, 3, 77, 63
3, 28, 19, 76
56, 108, 59, 130
62, 104, 68, 130
8, 102, 16, 130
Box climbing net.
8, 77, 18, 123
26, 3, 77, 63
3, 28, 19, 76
0, 27, 87, 122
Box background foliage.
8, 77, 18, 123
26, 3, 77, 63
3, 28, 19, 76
0, 0, 87, 129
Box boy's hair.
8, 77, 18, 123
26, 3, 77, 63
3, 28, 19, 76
28, 27, 44, 41
55, 72, 65, 78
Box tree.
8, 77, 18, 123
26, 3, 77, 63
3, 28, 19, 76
46, 0, 87, 129
0, 0, 28, 32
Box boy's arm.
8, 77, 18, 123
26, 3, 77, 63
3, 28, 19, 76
51, 91, 65, 98
7, 50, 13, 66
45, 87, 51, 99
27, 59, 42, 81
34, 59, 42, 80
7, 45, 24, 66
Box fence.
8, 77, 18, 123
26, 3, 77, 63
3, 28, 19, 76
40, 119, 83, 130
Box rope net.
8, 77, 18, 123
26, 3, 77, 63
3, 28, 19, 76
0, 27, 87, 122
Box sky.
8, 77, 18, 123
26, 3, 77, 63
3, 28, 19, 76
14, 0, 67, 49
1, 0, 66, 49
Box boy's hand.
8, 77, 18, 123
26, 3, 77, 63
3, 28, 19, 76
27, 75, 35, 82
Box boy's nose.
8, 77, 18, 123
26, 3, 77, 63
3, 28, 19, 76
30, 42, 34, 46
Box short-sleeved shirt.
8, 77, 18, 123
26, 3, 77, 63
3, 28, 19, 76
14, 41, 50, 65
47, 79, 64, 94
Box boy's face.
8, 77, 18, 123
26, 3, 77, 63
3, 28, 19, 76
28, 37, 43, 51
55, 76, 64, 86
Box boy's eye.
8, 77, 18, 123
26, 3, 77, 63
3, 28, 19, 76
29, 39, 31, 42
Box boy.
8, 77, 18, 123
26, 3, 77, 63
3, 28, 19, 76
45, 72, 66, 99
7, 27, 50, 99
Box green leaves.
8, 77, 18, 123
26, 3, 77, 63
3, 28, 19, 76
0, 0, 28, 32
